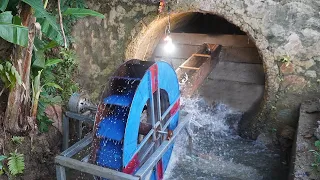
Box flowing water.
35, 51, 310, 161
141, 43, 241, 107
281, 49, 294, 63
164, 97, 288, 180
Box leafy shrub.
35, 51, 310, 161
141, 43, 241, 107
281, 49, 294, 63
310, 140, 320, 168
7, 150, 24, 176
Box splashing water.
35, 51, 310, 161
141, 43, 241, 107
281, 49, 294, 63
164, 97, 288, 180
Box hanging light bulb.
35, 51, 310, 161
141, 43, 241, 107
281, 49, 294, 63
163, 35, 175, 54
162, 2, 175, 54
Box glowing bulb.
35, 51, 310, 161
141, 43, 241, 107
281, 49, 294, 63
163, 35, 175, 54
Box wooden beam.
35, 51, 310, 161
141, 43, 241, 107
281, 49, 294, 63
169, 33, 256, 48
176, 44, 222, 97
192, 54, 211, 58
179, 66, 200, 70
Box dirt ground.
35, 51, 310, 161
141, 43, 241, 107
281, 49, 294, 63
0, 88, 62, 180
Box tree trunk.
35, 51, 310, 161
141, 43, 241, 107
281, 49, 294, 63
4, 4, 36, 135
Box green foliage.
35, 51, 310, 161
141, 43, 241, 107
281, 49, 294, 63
310, 140, 320, 168
30, 54, 63, 133
0, 0, 9, 12
0, 11, 28, 46
0, 0, 99, 134
0, 61, 22, 91
60, 0, 102, 45
0, 155, 7, 175
45, 59, 63, 67
7, 150, 24, 176
280, 55, 290, 63
63, 8, 105, 18
0, 0, 103, 48
11, 136, 24, 144
61, 0, 87, 9
55, 48, 79, 102
316, 141, 320, 149
278, 54, 291, 67
21, 0, 63, 45
37, 92, 62, 132
32, 69, 62, 133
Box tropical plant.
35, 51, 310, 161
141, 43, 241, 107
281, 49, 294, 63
32, 69, 62, 133
0, 11, 28, 46
0, 61, 22, 97
0, 0, 104, 134
11, 136, 24, 145
7, 150, 24, 176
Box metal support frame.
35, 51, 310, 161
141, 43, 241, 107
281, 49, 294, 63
62, 111, 95, 150
55, 114, 191, 180
135, 117, 189, 179
56, 96, 189, 180
148, 71, 157, 142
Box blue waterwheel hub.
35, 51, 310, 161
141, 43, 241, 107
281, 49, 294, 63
91, 60, 180, 179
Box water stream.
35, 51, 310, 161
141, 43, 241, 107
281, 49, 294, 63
164, 97, 288, 180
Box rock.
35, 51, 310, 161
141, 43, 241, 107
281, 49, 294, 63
282, 75, 307, 91
314, 125, 320, 140
303, 99, 320, 113
284, 33, 304, 57
295, 66, 305, 74
280, 62, 294, 75
303, 133, 313, 139
305, 70, 317, 78
294, 59, 315, 69
256, 133, 274, 147
270, 24, 286, 38
279, 125, 295, 150
296, 142, 309, 152
302, 28, 320, 45
45, 105, 63, 133
313, 56, 320, 62
280, 125, 295, 140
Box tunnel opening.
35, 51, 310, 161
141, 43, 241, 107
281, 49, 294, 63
153, 13, 265, 115
172, 13, 246, 35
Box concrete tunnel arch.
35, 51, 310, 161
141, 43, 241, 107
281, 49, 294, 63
126, 12, 278, 136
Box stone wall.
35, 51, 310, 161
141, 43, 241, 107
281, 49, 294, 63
72, 0, 157, 100
73, 0, 320, 137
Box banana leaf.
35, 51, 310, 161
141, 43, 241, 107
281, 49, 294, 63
63, 8, 104, 18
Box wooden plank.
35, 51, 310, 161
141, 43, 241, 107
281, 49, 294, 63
221, 47, 262, 64
176, 45, 222, 97
176, 44, 208, 75
55, 156, 139, 180
192, 54, 211, 58
169, 33, 256, 48
179, 66, 200, 70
